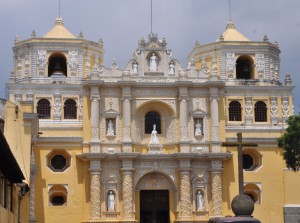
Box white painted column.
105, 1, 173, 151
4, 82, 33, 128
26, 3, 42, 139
209, 86, 220, 153
90, 86, 100, 153
179, 87, 189, 153
122, 86, 132, 152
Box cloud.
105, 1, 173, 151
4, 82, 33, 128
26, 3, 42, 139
0, 0, 299, 112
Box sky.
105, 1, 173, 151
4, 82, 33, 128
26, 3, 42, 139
0, 0, 299, 113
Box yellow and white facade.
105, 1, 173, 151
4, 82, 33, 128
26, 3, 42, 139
5, 17, 299, 223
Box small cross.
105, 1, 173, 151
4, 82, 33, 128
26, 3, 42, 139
222, 132, 258, 195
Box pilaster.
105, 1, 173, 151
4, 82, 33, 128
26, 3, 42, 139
122, 86, 132, 151
178, 87, 189, 152
210, 160, 223, 217
120, 157, 135, 219
89, 160, 102, 220
178, 158, 192, 220
90, 86, 101, 153
29, 150, 38, 223
209, 87, 220, 153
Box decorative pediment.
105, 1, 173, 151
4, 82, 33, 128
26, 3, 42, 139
102, 108, 119, 118
190, 109, 207, 118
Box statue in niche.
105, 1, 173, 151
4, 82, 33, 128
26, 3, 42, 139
195, 119, 202, 136
107, 191, 115, 211
196, 190, 204, 210
132, 61, 138, 74
107, 119, 114, 135
149, 53, 158, 71
169, 61, 175, 75
150, 124, 160, 144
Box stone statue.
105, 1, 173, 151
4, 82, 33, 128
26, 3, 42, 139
195, 119, 202, 136
132, 61, 138, 74
107, 119, 114, 135
169, 61, 175, 75
107, 191, 115, 211
196, 190, 204, 210
150, 124, 159, 144
149, 53, 157, 71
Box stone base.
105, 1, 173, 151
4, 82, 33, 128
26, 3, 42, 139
148, 144, 163, 154
284, 205, 300, 223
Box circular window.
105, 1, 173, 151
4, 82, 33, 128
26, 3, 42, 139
243, 154, 254, 170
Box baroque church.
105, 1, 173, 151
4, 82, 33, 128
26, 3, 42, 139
1, 15, 299, 223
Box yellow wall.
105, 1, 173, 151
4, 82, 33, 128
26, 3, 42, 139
34, 145, 85, 223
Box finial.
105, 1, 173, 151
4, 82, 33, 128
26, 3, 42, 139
226, 20, 236, 29
98, 38, 103, 45
79, 32, 84, 39
14, 35, 20, 44
195, 40, 200, 47
111, 58, 118, 69
55, 16, 64, 25
218, 35, 224, 41
274, 41, 279, 47
31, 30, 36, 38
263, 35, 269, 42
285, 74, 292, 86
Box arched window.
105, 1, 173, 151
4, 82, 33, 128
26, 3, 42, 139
37, 99, 51, 119
145, 111, 161, 134
254, 101, 267, 122
229, 101, 242, 121
64, 99, 77, 119
236, 55, 254, 79
48, 53, 67, 77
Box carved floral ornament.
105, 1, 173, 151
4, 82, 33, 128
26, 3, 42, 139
135, 172, 176, 191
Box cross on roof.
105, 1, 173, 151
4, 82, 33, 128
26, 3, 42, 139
222, 132, 258, 195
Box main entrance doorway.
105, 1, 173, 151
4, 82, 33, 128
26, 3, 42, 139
140, 190, 170, 223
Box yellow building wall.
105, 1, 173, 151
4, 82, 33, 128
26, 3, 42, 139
284, 170, 300, 204
34, 145, 85, 223
222, 146, 287, 223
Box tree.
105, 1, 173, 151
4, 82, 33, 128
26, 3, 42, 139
278, 115, 300, 171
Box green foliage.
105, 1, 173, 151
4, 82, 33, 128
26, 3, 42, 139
278, 115, 300, 171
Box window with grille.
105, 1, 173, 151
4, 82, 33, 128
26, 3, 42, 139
64, 99, 77, 119
254, 101, 267, 122
229, 101, 242, 121
37, 99, 51, 119
145, 111, 161, 134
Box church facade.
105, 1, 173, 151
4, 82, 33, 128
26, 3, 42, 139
5, 17, 299, 223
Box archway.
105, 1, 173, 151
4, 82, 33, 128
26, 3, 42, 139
136, 172, 176, 223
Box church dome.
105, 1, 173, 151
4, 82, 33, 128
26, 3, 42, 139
218, 20, 250, 42
43, 16, 76, 39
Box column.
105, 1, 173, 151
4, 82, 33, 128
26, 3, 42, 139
210, 87, 220, 153
90, 160, 102, 219
178, 158, 192, 220
122, 87, 132, 152
211, 160, 223, 216
53, 93, 61, 121
179, 87, 189, 153
245, 97, 253, 126
121, 159, 134, 219
29, 150, 38, 223
90, 86, 100, 153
